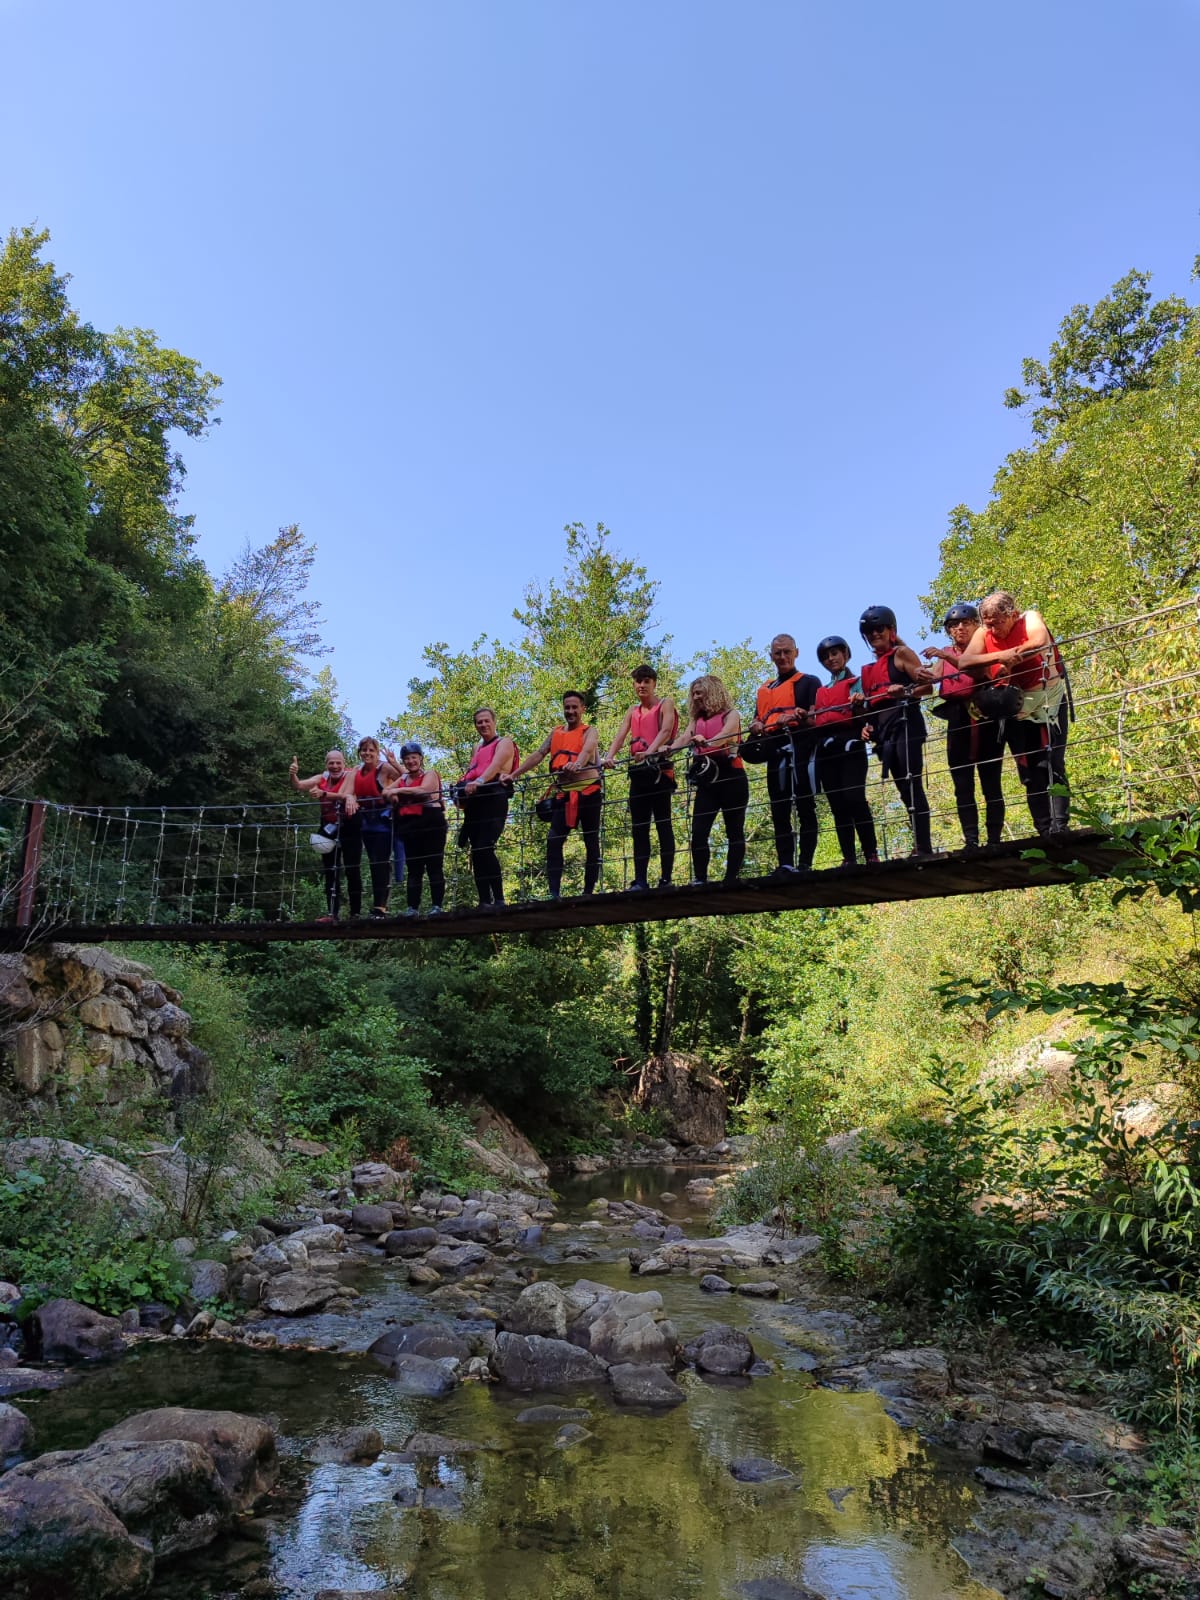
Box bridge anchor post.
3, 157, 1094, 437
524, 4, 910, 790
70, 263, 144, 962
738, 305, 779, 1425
16, 801, 47, 928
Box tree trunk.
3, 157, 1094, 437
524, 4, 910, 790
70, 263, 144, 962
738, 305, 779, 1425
657, 935, 681, 1055
634, 924, 653, 1052
689, 937, 717, 1051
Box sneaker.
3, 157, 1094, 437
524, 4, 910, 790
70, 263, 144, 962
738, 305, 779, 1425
428, 905, 444, 916
370, 906, 389, 919
629, 880, 650, 892
315, 913, 338, 924
864, 853, 881, 865
770, 864, 801, 878
687, 877, 707, 887
403, 906, 418, 918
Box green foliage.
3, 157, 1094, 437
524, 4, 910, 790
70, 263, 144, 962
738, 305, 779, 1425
0, 1164, 184, 1316
717, 1124, 859, 1277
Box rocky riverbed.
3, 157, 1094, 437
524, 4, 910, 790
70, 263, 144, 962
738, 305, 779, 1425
1, 1164, 1187, 1600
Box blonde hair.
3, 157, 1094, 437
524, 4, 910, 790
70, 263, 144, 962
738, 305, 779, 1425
689, 675, 733, 720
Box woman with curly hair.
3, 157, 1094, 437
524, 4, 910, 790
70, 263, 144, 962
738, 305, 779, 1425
668, 674, 748, 884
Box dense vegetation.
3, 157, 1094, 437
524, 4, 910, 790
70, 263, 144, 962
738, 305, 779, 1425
5, 229, 1200, 1512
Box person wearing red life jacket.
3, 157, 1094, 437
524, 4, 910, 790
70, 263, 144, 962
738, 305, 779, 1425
344, 736, 402, 918
603, 664, 678, 890
748, 633, 821, 876
384, 742, 446, 916
456, 707, 519, 908
858, 604, 936, 857
666, 675, 748, 884
958, 590, 1070, 837
289, 748, 357, 921
508, 692, 603, 899
922, 602, 1006, 849
810, 637, 879, 868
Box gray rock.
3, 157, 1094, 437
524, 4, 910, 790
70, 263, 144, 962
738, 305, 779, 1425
0, 1475, 153, 1598
0, 1139, 163, 1229
974, 1466, 1047, 1497
425, 1242, 490, 1274
399, 1432, 487, 1456
0, 1367, 73, 1397
700, 1274, 733, 1293
310, 1427, 383, 1463
864, 1346, 949, 1398
736, 1280, 779, 1298
408, 1263, 441, 1284
0, 1281, 20, 1306
739, 1581, 822, 1600
630, 1220, 666, 1241
568, 1287, 677, 1366
609, 1363, 686, 1408
515, 1405, 591, 1425
8, 1437, 233, 1558
389, 1353, 460, 1397
437, 1212, 500, 1244
506, 1281, 568, 1340
349, 1205, 394, 1235
955, 1504, 1116, 1600
383, 1226, 440, 1257
98, 1408, 277, 1513
259, 1271, 340, 1315
0, 1402, 32, 1458
248, 1241, 290, 1277
32, 1298, 126, 1364
1117, 1526, 1199, 1583
367, 1323, 472, 1367
729, 1456, 794, 1483
553, 1423, 593, 1448
490, 1332, 608, 1389
683, 1325, 755, 1376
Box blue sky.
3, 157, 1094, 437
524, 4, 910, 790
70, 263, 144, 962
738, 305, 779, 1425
5, 0, 1199, 736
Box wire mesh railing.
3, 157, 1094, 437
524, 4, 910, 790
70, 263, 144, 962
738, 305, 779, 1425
1, 597, 1197, 935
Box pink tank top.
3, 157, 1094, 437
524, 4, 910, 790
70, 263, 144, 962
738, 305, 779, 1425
631, 701, 676, 752
695, 713, 743, 767
462, 735, 518, 786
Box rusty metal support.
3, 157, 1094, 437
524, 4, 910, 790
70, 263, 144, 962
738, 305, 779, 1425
16, 801, 46, 927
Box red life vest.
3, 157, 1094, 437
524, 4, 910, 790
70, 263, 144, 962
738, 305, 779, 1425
983, 614, 1059, 691
859, 650, 898, 706
316, 775, 343, 826
695, 713, 744, 768
461, 735, 519, 786
395, 770, 441, 817
939, 647, 978, 699
812, 674, 860, 728
630, 700, 677, 754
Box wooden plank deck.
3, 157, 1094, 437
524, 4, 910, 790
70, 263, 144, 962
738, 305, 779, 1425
0, 831, 1124, 949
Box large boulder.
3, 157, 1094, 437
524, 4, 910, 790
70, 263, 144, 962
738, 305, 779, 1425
632, 1051, 727, 1146
7, 1438, 231, 1558
367, 1324, 472, 1367
259, 1272, 340, 1316
382, 1227, 439, 1258
389, 1354, 460, 1397
98, 1409, 276, 1513
186, 1260, 228, 1304
682, 1325, 755, 1376
490, 1332, 608, 1390
0, 1141, 163, 1230
0, 1475, 153, 1598
506, 1282, 568, 1340
566, 1285, 677, 1367
0, 1402, 33, 1458
31, 1299, 126, 1364
463, 1100, 551, 1184
424, 1242, 490, 1275
349, 1204, 395, 1236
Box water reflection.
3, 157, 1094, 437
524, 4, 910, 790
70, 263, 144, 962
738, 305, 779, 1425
23, 1165, 1000, 1600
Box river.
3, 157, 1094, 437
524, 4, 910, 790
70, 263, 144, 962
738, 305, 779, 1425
21, 1165, 1000, 1600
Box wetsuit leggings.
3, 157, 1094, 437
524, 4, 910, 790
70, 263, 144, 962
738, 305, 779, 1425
399, 815, 447, 910
547, 790, 603, 896
628, 770, 676, 886
690, 764, 749, 882
814, 739, 877, 863
1007, 701, 1070, 836
766, 738, 818, 869
461, 793, 508, 905
946, 713, 1006, 846
877, 715, 932, 855
353, 820, 393, 910
323, 821, 362, 917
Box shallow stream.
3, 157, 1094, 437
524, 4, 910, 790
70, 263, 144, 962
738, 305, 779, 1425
21, 1167, 999, 1600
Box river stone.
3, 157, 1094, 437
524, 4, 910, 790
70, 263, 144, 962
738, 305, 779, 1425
368, 1323, 472, 1367
400, 1432, 488, 1457
187, 1260, 229, 1303
736, 1280, 780, 1299
0, 1475, 153, 1598
8, 1437, 233, 1558
580, 1300, 678, 1367
289, 1223, 346, 1254
863, 1346, 950, 1398
739, 1580, 822, 1600
506, 1281, 568, 1340
490, 1332, 608, 1389
259, 1271, 340, 1316
389, 1354, 460, 1397
609, 1363, 686, 1408
974, 1466, 1047, 1497
729, 1456, 794, 1483
437, 1212, 500, 1245
0, 1367, 73, 1397
425, 1242, 490, 1274
408, 1263, 441, 1284
955, 1503, 1116, 1600
98, 1408, 277, 1513
32, 1298, 126, 1364
310, 1427, 383, 1464
553, 1423, 593, 1448
683, 1325, 755, 1376
700, 1274, 733, 1293
0, 1403, 32, 1457
515, 1405, 591, 1425
346, 1204, 392, 1235
1117, 1526, 1199, 1584
383, 1227, 439, 1257
249, 1242, 290, 1277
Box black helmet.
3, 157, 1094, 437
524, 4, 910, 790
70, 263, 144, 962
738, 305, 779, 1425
816, 634, 850, 664
859, 604, 897, 640
399, 741, 423, 758
942, 602, 979, 629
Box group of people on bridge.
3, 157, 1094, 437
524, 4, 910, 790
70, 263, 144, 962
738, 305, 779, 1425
288, 591, 1070, 921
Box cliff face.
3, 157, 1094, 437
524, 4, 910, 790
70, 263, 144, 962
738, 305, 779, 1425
0, 945, 210, 1111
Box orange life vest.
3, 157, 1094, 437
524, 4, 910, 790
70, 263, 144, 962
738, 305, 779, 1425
549, 723, 600, 826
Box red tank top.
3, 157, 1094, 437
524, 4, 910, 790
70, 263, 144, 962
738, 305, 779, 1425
395, 770, 441, 817
983, 615, 1054, 691
317, 775, 343, 825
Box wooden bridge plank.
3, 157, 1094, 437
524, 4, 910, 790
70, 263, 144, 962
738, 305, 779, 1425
0, 831, 1123, 949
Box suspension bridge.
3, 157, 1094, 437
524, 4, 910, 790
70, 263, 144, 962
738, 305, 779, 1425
0, 599, 1196, 949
